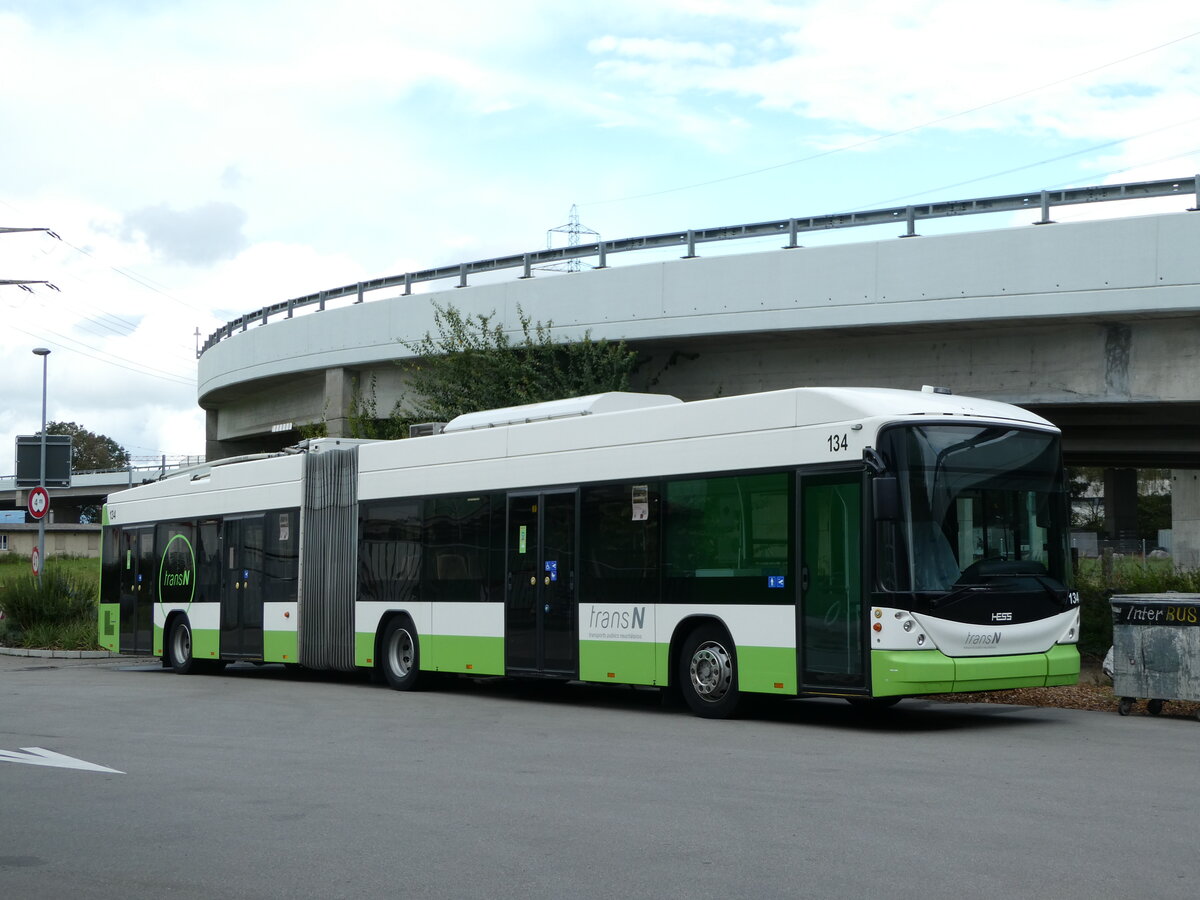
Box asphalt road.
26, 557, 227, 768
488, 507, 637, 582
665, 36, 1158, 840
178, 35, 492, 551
1, 655, 1195, 900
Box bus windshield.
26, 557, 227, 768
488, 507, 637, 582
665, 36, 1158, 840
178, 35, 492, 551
879, 423, 1072, 592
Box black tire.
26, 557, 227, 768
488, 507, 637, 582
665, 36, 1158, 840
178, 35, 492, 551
1147, 699, 1164, 716
1118, 697, 1134, 716
380, 617, 424, 691
167, 617, 198, 675
678, 624, 741, 719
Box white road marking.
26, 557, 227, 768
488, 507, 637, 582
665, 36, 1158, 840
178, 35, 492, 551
0, 747, 124, 774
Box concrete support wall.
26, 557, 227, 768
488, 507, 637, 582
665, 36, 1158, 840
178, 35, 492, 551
632, 316, 1200, 408
1172, 470, 1200, 569
1104, 468, 1139, 541
324, 367, 356, 438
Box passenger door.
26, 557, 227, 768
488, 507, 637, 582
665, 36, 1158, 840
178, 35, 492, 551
799, 473, 865, 689
118, 526, 155, 654
221, 516, 265, 659
505, 491, 577, 675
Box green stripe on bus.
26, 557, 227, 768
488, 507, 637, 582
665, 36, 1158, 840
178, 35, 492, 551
97, 603, 120, 652
353, 631, 505, 674
579, 640, 659, 685
193, 628, 220, 660
953, 652, 1047, 689
871, 645, 1081, 696
871, 650, 956, 697
263, 630, 298, 663
424, 634, 505, 675
1045, 643, 1081, 683
736, 645, 795, 695
355, 631, 375, 668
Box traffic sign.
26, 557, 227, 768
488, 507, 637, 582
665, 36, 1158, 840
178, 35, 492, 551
31, 546, 41, 577
28, 486, 50, 520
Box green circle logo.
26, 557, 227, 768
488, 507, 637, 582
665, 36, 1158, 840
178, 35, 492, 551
158, 533, 197, 611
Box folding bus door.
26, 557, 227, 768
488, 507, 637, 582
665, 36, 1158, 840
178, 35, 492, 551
221, 515, 265, 659
505, 491, 578, 675
118, 526, 155, 654
799, 473, 866, 690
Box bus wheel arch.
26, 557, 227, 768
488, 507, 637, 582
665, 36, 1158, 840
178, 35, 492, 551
673, 617, 742, 719
377, 613, 425, 691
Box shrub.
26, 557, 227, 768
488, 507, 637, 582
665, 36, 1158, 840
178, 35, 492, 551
16, 618, 101, 651
1075, 558, 1200, 657
1, 571, 97, 644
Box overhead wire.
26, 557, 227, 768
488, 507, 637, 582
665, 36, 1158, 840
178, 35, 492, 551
1, 196, 218, 353
837, 114, 1200, 213
5, 322, 196, 387
582, 28, 1200, 208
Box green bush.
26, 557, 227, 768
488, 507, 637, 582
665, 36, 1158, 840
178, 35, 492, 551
1, 571, 95, 628
1076, 558, 1200, 657
0, 571, 99, 650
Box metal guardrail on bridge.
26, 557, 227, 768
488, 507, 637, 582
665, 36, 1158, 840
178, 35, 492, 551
199, 175, 1200, 358
0, 458, 207, 496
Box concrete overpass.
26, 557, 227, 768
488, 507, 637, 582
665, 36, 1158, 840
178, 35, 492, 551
196, 182, 1200, 563
0, 464, 201, 524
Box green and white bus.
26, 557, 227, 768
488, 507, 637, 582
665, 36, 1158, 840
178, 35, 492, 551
98, 386, 1079, 717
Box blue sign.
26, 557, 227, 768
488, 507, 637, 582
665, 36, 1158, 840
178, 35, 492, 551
768, 576, 786, 589
545, 560, 558, 582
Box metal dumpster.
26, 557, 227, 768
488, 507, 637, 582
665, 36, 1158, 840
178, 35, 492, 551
1110, 594, 1200, 720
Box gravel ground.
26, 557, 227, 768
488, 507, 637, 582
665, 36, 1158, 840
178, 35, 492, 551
938, 662, 1200, 720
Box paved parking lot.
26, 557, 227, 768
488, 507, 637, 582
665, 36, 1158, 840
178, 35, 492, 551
2, 654, 1196, 899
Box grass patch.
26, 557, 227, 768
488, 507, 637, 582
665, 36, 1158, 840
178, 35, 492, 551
14, 618, 102, 651
0, 554, 100, 587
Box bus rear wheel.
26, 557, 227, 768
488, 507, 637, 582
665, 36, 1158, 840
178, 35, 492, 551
679, 625, 741, 719
380, 617, 424, 691
167, 617, 198, 675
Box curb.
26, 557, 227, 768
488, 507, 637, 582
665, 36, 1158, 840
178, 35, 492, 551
0, 646, 123, 659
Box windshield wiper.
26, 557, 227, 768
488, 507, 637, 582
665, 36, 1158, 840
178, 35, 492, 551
926, 584, 990, 610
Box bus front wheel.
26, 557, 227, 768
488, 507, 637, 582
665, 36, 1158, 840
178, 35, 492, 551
380, 617, 424, 691
679, 625, 742, 719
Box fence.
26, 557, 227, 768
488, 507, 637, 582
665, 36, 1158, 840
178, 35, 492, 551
198, 175, 1200, 358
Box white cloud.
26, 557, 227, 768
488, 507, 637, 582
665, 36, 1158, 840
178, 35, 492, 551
589, 35, 736, 66
3, 0, 1199, 479
588, 0, 1200, 147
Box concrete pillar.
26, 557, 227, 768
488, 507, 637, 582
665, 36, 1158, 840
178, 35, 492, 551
204, 408, 225, 462
1171, 470, 1200, 569
324, 367, 357, 438
1103, 468, 1138, 541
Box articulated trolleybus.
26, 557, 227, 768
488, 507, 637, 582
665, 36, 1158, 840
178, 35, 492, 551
98, 386, 1079, 718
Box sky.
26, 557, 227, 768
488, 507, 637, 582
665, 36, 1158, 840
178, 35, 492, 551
2, 0, 1199, 473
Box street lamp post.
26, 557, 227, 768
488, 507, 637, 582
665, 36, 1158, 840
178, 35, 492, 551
33, 347, 50, 588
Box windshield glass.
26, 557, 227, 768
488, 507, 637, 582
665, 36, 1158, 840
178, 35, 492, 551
879, 424, 1071, 592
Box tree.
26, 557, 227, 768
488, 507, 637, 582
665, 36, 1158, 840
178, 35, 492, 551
46, 421, 131, 471
349, 303, 640, 437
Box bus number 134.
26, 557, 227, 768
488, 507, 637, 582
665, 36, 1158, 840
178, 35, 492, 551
827, 433, 849, 452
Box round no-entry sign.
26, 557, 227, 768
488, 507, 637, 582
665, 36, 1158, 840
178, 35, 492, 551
31, 546, 41, 577
28, 486, 50, 520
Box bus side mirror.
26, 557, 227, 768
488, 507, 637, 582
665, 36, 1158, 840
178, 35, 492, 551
873, 476, 900, 521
